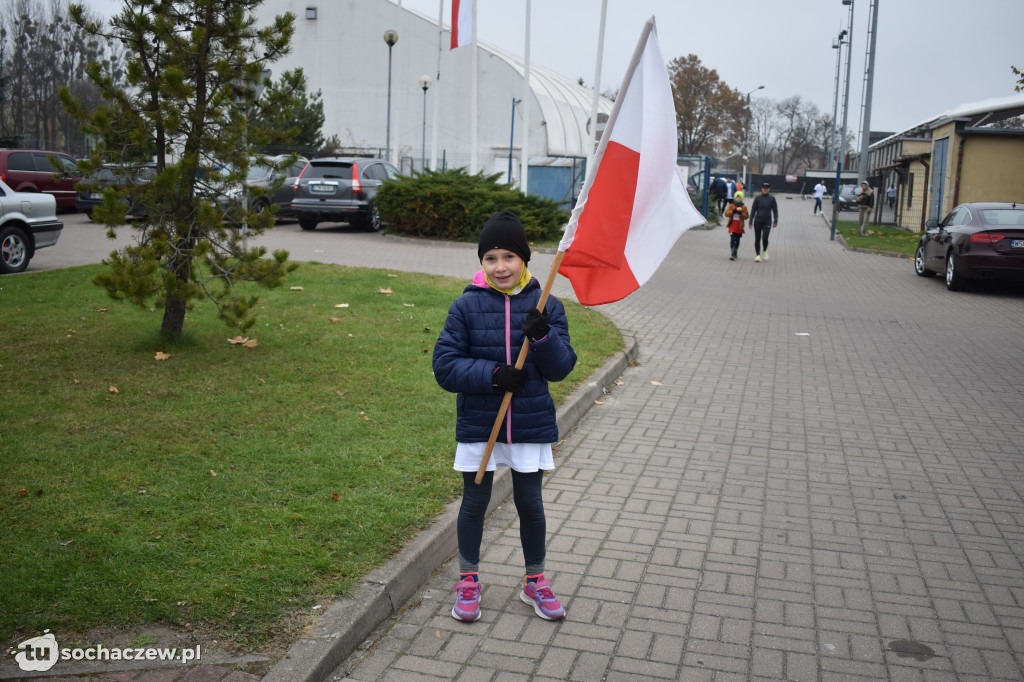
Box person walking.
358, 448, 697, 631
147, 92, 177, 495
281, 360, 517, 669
724, 190, 749, 261
748, 182, 779, 262
432, 210, 577, 623
711, 176, 727, 214
813, 180, 827, 215
856, 181, 874, 235
887, 183, 897, 210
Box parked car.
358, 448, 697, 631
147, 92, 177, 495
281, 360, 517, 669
0, 179, 63, 274
0, 148, 81, 210
76, 162, 157, 219
836, 184, 858, 211
914, 202, 1024, 291
241, 155, 309, 219
291, 157, 400, 232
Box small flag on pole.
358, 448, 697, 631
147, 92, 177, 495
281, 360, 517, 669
557, 17, 704, 306
451, 0, 473, 49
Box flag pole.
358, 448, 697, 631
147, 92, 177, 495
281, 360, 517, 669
474, 250, 565, 484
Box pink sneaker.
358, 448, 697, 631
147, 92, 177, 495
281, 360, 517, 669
521, 578, 565, 620
451, 579, 481, 622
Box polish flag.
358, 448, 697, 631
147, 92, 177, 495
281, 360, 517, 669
451, 0, 473, 49
557, 18, 705, 306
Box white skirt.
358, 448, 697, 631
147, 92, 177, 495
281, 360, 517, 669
454, 441, 554, 473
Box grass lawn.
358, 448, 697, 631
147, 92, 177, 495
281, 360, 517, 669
0, 262, 622, 652
833, 219, 919, 256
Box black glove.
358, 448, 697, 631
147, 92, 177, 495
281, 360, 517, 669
522, 307, 550, 342
492, 364, 525, 394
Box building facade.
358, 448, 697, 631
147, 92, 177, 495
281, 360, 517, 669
254, 0, 613, 203
852, 94, 1024, 231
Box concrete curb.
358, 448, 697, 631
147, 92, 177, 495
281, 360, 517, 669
262, 332, 640, 682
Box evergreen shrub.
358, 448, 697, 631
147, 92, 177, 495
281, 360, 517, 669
375, 168, 570, 243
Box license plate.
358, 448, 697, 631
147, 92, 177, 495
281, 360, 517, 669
310, 183, 335, 194
1012, 239, 1024, 249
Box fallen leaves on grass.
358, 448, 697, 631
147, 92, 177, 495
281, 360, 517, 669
227, 336, 258, 348
109, 385, 120, 394
290, 286, 304, 291
328, 317, 341, 323
154, 351, 170, 361
377, 287, 393, 295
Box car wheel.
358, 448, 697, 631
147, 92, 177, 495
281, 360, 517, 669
363, 204, 382, 232
0, 225, 31, 274
945, 251, 967, 291
299, 218, 318, 231
914, 246, 933, 277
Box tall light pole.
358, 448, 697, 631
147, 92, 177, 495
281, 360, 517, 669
831, 0, 855, 241
383, 29, 399, 163
742, 85, 764, 190
418, 74, 432, 172
508, 97, 520, 184
828, 28, 848, 169
857, 0, 879, 190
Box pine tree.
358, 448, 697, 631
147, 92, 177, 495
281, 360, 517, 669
61, 0, 300, 337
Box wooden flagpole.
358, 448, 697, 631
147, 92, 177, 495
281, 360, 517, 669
474, 250, 565, 484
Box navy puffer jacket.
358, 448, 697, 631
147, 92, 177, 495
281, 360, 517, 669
433, 273, 577, 444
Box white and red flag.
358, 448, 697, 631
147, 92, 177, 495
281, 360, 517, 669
450, 0, 473, 49
557, 17, 704, 306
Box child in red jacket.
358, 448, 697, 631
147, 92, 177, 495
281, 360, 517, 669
724, 191, 749, 260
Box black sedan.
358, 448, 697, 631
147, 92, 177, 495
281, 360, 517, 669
291, 157, 400, 232
914, 202, 1024, 291
836, 185, 858, 212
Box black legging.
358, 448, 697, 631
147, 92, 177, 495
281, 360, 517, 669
753, 222, 771, 255
457, 469, 546, 575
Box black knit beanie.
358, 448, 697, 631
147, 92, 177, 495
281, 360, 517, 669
477, 210, 531, 263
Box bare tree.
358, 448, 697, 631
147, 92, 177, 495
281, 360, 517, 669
773, 96, 823, 175
0, 0, 116, 151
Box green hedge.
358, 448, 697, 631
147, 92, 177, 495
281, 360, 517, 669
375, 168, 570, 243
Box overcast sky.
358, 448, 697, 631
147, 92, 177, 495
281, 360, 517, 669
86, 0, 1023, 144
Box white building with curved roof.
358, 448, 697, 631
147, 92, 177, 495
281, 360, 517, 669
255, 0, 613, 199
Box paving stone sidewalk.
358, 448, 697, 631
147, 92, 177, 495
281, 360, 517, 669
324, 196, 1024, 681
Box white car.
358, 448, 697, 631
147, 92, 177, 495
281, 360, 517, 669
0, 179, 63, 274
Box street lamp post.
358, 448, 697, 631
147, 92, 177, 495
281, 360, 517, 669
742, 85, 764, 190
383, 29, 399, 163
418, 74, 432, 171
831, 0, 855, 241
828, 28, 848, 169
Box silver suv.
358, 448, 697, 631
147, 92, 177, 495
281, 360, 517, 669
291, 157, 400, 232
0, 179, 63, 274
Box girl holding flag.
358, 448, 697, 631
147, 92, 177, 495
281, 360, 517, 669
433, 210, 577, 622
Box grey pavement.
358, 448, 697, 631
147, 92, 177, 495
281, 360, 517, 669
13, 196, 1024, 681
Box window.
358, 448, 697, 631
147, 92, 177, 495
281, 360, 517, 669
8, 152, 34, 171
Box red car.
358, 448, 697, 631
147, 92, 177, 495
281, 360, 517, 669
0, 149, 81, 210
914, 202, 1024, 291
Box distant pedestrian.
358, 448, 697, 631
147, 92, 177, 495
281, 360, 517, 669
433, 210, 576, 624
813, 181, 827, 215
724, 190, 748, 261
711, 176, 727, 214
726, 178, 736, 204
856, 181, 874, 235
887, 184, 897, 210
748, 182, 779, 262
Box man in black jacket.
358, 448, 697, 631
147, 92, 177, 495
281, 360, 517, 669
748, 182, 779, 262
